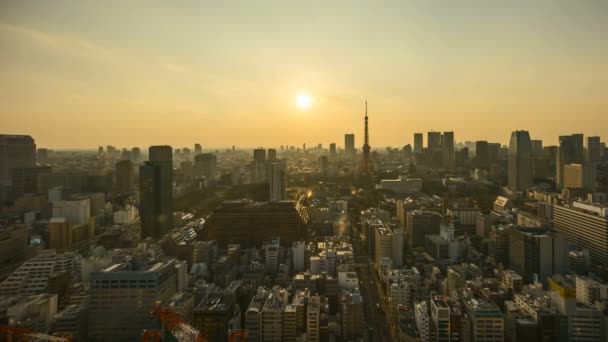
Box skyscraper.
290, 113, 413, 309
0, 135, 36, 186
413, 133, 423, 153
360, 101, 372, 175
194, 143, 202, 154
131, 147, 141, 164
344, 134, 355, 155
114, 159, 133, 194
474, 141, 489, 169
442, 131, 454, 168
556, 134, 584, 189
269, 161, 286, 202
139, 146, 173, 239
267, 148, 277, 161
253, 148, 267, 182
586, 136, 601, 163
329, 143, 337, 158
508, 130, 533, 191
194, 153, 217, 185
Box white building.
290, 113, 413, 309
415, 301, 430, 342
52, 198, 90, 225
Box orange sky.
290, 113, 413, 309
1, 0, 607, 149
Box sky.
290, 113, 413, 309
1, 0, 607, 149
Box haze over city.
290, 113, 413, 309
1, 0, 607, 148
2, 2, 608, 342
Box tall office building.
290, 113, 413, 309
269, 162, 287, 202
531, 140, 543, 158
88, 259, 177, 341
414, 133, 423, 153
9, 165, 51, 199
466, 299, 504, 342
307, 295, 321, 342
0, 134, 36, 185
344, 134, 355, 155
52, 198, 90, 225
563, 164, 596, 190
139, 145, 173, 239
131, 147, 141, 163
427, 132, 442, 150
406, 211, 442, 248
194, 143, 202, 154
475, 141, 489, 169
268, 148, 277, 161
442, 131, 455, 168
114, 159, 133, 194
194, 153, 217, 184
253, 148, 267, 182
205, 201, 307, 246
508, 130, 533, 191
553, 201, 608, 266
329, 143, 337, 158
586, 136, 601, 163
431, 297, 450, 342
557, 134, 585, 189
508, 227, 569, 283
0, 225, 27, 280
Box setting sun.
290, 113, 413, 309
295, 93, 312, 110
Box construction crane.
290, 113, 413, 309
142, 301, 207, 342
0, 325, 71, 342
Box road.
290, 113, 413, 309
356, 261, 391, 342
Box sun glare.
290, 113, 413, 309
296, 93, 312, 110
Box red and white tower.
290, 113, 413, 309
361, 101, 372, 174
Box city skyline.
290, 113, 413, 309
1, 0, 607, 148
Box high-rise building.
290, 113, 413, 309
253, 148, 267, 182
344, 134, 355, 155
563, 164, 596, 190
586, 136, 601, 163
261, 286, 288, 341
48, 217, 71, 250
341, 291, 364, 340
245, 287, 269, 342
9, 165, 52, 199
557, 134, 585, 189
531, 140, 543, 158
508, 130, 533, 191
329, 143, 337, 158
475, 141, 489, 169
374, 224, 404, 267
205, 201, 307, 246
414, 133, 423, 153
466, 299, 504, 342
553, 201, 608, 266
268, 148, 277, 161
194, 153, 217, 184
431, 297, 450, 342
406, 211, 442, 248
194, 143, 202, 154
508, 227, 569, 283
88, 259, 177, 341
427, 132, 442, 150
139, 145, 173, 240
131, 147, 141, 163
442, 131, 455, 168
52, 198, 90, 225
307, 295, 321, 342
269, 162, 287, 202
0, 225, 27, 280
0, 135, 36, 186
114, 159, 134, 194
